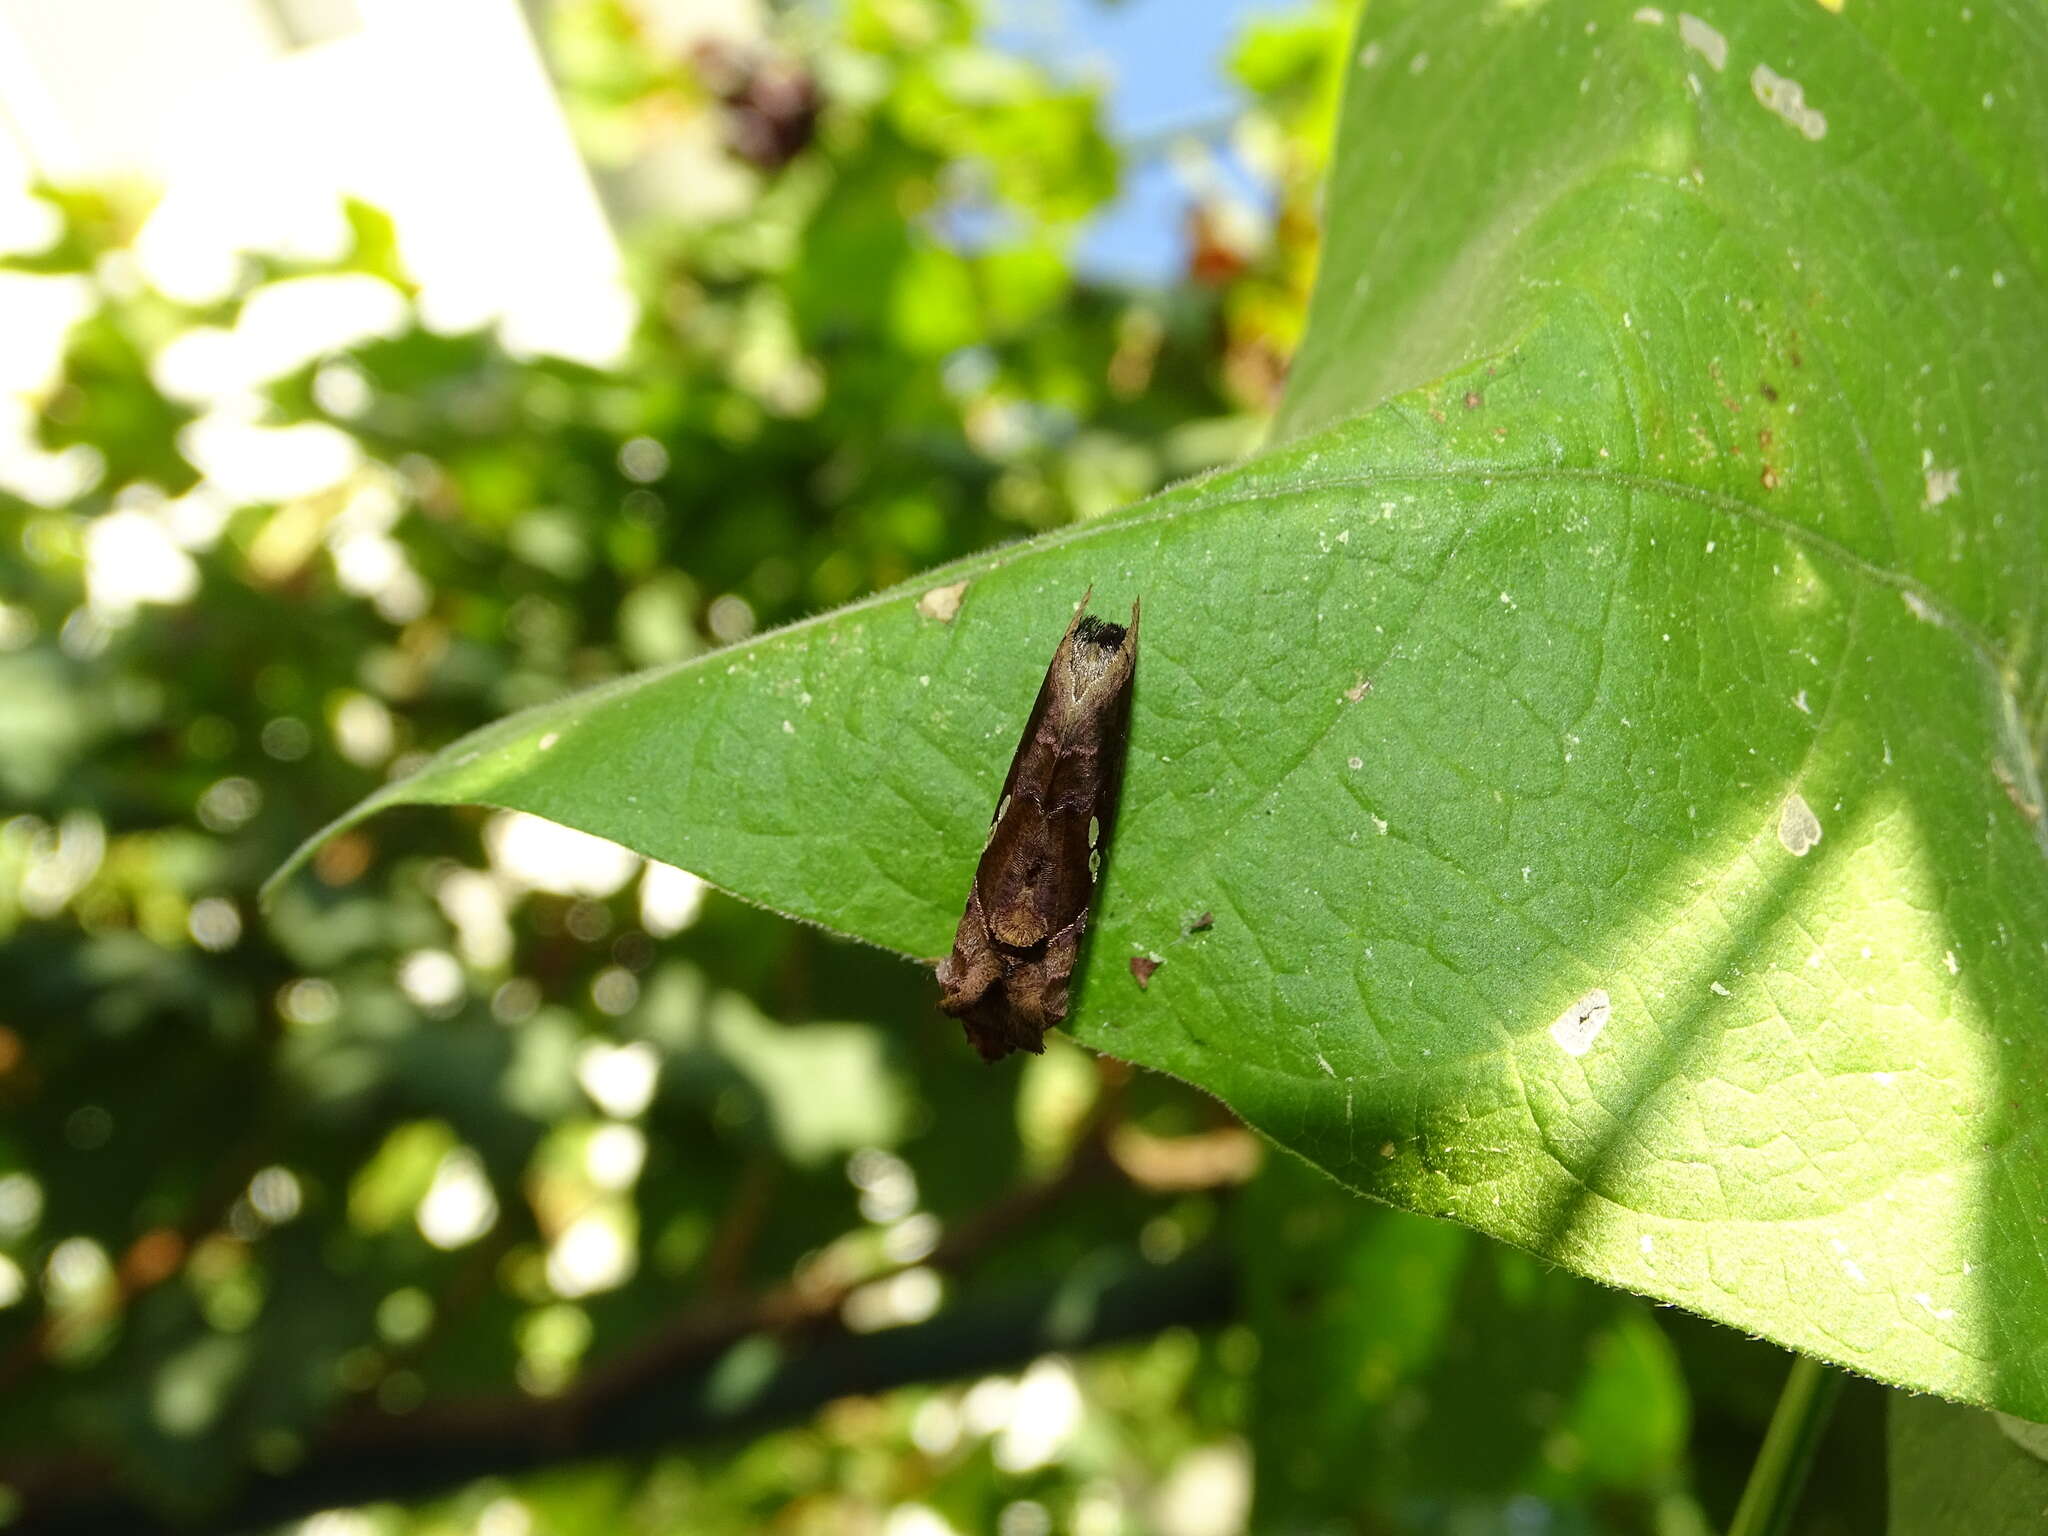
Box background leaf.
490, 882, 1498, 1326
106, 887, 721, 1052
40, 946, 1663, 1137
0, 4, 1306, 1525
1889, 1397, 2048, 1535
1241, 1154, 1693, 1532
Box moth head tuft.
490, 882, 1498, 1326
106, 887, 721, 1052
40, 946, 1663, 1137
1074, 615, 1128, 650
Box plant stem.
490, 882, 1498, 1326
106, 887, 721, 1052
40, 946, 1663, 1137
1728, 1353, 1845, 1536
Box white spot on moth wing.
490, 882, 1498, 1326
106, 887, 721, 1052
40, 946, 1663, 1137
1778, 793, 1823, 856
1549, 988, 1611, 1057
917, 579, 970, 622
1678, 13, 1728, 70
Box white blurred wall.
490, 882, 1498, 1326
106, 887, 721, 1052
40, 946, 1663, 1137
0, 0, 629, 382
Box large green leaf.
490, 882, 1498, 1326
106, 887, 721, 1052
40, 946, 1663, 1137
273, 0, 2048, 1414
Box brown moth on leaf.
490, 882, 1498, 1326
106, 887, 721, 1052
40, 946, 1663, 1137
937, 589, 1139, 1061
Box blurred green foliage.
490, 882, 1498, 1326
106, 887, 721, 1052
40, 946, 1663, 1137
0, 1, 1857, 1532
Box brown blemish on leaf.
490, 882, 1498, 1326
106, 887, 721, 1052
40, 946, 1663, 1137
1344, 675, 1373, 703
1760, 465, 1781, 490
1186, 912, 1214, 934
917, 579, 970, 623
1462, 390, 1482, 409
1995, 760, 2043, 823
1759, 380, 1779, 402
1130, 955, 1161, 989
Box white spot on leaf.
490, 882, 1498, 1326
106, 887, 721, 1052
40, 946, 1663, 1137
1678, 13, 1728, 70
1751, 63, 1827, 138
1549, 988, 1611, 1058
1921, 451, 1962, 507
916, 580, 970, 622
1778, 793, 1823, 856
1911, 1291, 1956, 1322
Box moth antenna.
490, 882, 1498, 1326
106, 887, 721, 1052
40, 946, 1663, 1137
1060, 584, 1097, 643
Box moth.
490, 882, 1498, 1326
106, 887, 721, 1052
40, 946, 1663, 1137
937, 590, 1140, 1061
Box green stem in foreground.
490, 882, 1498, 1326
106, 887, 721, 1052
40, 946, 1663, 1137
1727, 1354, 1846, 1536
